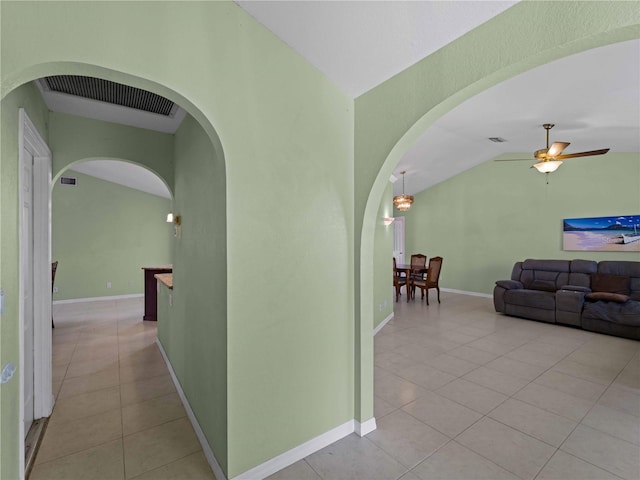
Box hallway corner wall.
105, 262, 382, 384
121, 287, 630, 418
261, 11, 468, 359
157, 112, 228, 473
374, 182, 394, 329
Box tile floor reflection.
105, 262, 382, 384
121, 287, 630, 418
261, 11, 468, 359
36, 293, 640, 480
268, 292, 640, 480
31, 298, 215, 480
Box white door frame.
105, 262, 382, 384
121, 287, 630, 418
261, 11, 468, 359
18, 108, 53, 479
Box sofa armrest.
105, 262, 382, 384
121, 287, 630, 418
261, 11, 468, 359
496, 280, 523, 290
560, 285, 591, 293
556, 288, 588, 327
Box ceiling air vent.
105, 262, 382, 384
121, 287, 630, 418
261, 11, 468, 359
42, 75, 176, 116
488, 137, 507, 143
59, 176, 78, 186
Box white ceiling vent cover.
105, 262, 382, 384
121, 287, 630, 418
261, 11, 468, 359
59, 176, 78, 186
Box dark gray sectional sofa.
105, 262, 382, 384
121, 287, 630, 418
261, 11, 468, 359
494, 259, 640, 340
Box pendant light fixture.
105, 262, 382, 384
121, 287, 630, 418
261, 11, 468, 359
393, 171, 414, 211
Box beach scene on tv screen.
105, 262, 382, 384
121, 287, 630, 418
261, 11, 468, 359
563, 215, 640, 252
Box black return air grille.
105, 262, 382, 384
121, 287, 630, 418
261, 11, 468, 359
44, 75, 175, 116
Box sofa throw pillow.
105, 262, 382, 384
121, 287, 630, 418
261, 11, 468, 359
585, 292, 630, 303
591, 274, 631, 295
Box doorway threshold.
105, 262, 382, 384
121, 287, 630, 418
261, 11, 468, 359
25, 417, 49, 479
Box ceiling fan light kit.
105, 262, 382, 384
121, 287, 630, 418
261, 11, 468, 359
393, 171, 414, 211
533, 160, 563, 173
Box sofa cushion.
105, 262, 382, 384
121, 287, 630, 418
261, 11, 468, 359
519, 260, 570, 290
583, 300, 640, 327
504, 289, 556, 310
591, 274, 630, 295
530, 280, 558, 292
585, 292, 629, 303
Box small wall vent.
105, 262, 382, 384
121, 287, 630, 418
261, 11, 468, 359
60, 176, 78, 186
488, 137, 507, 143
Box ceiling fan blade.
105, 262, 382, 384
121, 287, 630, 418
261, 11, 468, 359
555, 148, 610, 160
547, 141, 570, 157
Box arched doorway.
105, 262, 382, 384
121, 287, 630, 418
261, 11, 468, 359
3, 67, 226, 479
356, 8, 640, 427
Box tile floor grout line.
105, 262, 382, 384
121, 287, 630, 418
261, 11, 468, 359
117, 305, 128, 480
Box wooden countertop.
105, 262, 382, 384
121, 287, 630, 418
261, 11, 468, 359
143, 265, 172, 270
155, 273, 173, 289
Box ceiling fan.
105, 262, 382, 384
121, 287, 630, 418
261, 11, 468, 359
497, 123, 610, 173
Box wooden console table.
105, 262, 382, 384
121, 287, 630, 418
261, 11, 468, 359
142, 265, 172, 321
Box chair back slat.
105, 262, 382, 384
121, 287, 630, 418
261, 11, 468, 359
427, 257, 443, 285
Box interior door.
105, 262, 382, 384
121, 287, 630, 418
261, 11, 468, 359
392, 216, 406, 264
21, 146, 35, 437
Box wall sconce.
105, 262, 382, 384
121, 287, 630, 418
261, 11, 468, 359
384, 217, 395, 226
166, 212, 181, 225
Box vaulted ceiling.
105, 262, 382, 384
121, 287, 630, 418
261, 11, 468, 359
38, 1, 639, 197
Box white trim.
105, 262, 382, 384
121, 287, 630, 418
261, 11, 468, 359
53, 293, 143, 305
231, 420, 356, 480
18, 108, 52, 480
33, 156, 53, 419
156, 340, 362, 480
155, 339, 227, 480
441, 288, 492, 299
355, 417, 377, 437
373, 312, 394, 336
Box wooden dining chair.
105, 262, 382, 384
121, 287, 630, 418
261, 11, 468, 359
392, 257, 407, 302
409, 253, 427, 298
52, 261, 58, 328
412, 256, 442, 305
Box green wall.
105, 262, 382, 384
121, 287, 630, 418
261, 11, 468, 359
0, 82, 50, 480
1, 2, 353, 477
51, 171, 171, 300
157, 113, 228, 472
223, 21, 354, 476
403, 153, 640, 295
49, 112, 174, 187
2, 1, 638, 479
374, 182, 394, 329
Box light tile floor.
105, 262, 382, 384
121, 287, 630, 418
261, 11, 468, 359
269, 292, 640, 480
37, 293, 640, 480
31, 297, 216, 480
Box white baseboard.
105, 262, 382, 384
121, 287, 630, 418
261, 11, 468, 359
232, 419, 356, 480
373, 312, 394, 336
355, 417, 377, 436
156, 339, 227, 480
53, 293, 143, 305
441, 288, 492, 299
155, 346, 376, 480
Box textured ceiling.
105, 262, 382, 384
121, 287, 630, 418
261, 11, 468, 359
39, 2, 639, 198
236, 0, 517, 97
395, 39, 640, 195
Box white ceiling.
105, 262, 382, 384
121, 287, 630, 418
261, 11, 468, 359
38, 1, 639, 198
236, 0, 517, 97
397, 38, 640, 195
69, 160, 171, 199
